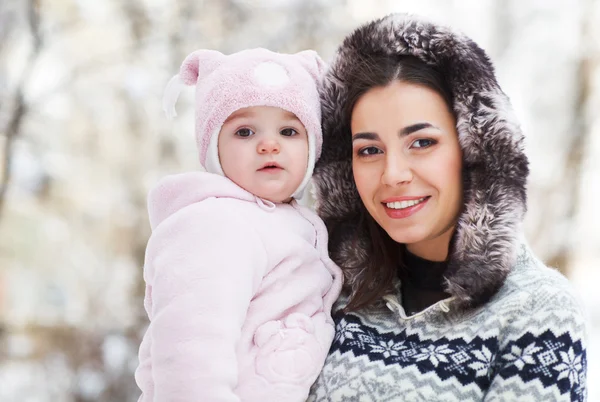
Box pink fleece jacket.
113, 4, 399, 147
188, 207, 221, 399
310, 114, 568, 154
135, 172, 343, 402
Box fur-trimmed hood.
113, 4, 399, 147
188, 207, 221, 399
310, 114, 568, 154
313, 14, 529, 308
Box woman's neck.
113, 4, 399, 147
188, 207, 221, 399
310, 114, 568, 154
405, 224, 455, 262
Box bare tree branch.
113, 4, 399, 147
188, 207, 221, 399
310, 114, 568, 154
546, 0, 594, 275
0, 0, 42, 221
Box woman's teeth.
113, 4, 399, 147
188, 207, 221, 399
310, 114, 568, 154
385, 197, 427, 210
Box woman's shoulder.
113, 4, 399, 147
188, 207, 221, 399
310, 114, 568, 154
498, 243, 584, 317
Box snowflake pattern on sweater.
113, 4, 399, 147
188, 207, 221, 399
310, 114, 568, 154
308, 247, 587, 402
329, 314, 585, 401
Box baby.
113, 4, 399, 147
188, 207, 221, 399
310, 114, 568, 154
134, 48, 343, 402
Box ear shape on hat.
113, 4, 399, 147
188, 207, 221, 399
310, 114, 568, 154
294, 50, 327, 81
163, 49, 226, 119
179, 49, 226, 85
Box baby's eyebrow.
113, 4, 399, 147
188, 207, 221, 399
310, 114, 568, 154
224, 112, 251, 123
281, 112, 301, 122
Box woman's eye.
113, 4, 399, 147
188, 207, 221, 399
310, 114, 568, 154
280, 128, 298, 137
235, 128, 254, 137
358, 146, 382, 156
411, 139, 436, 149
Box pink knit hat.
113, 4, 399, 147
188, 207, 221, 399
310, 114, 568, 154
162, 48, 326, 199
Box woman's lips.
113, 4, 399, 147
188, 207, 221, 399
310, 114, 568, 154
382, 196, 430, 219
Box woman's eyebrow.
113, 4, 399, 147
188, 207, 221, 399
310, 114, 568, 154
352, 132, 379, 141
353, 123, 439, 141
399, 122, 436, 136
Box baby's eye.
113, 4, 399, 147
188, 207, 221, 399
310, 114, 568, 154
411, 139, 436, 149
280, 128, 298, 137
358, 146, 382, 156
235, 128, 255, 137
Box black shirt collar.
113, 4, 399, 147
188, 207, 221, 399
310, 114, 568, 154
399, 248, 448, 292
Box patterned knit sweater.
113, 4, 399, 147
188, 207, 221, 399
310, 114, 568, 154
308, 245, 587, 401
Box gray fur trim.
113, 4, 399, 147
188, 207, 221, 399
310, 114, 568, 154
313, 14, 529, 307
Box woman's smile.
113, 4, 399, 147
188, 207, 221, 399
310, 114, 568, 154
381, 196, 431, 219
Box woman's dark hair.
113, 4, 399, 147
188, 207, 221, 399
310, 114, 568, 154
342, 55, 455, 312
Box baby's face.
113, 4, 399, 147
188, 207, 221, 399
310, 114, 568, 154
218, 106, 309, 203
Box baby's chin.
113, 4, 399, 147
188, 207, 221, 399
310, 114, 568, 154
250, 183, 299, 204
256, 192, 295, 204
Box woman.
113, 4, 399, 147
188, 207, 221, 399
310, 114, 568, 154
308, 14, 587, 401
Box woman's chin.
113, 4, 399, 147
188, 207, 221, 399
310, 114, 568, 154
384, 228, 428, 246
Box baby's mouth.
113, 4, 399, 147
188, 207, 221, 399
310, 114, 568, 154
258, 162, 283, 172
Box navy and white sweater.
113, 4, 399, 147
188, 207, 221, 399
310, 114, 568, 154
308, 244, 587, 401
309, 13, 588, 402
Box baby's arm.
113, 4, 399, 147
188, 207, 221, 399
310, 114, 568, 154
304, 207, 343, 312
144, 201, 267, 402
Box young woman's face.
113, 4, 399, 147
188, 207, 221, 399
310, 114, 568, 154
218, 106, 308, 203
351, 81, 463, 261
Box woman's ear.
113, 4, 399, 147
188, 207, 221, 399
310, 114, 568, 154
294, 50, 327, 81
179, 49, 226, 85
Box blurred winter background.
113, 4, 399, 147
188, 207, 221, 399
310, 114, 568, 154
0, 0, 599, 400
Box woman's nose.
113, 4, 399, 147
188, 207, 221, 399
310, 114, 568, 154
381, 154, 413, 186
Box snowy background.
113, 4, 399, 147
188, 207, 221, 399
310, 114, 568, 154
1, 0, 599, 400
